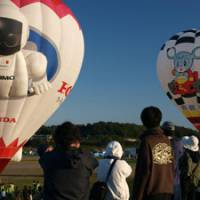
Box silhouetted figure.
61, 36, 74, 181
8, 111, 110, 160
33, 186, 43, 200
132, 106, 174, 200
179, 136, 200, 200
23, 185, 29, 200
162, 121, 184, 200
39, 122, 98, 200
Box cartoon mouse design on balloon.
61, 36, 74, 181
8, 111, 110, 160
167, 47, 200, 96
0, 5, 50, 98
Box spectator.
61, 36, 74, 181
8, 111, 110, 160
179, 135, 200, 200
14, 186, 21, 200
162, 121, 184, 200
39, 122, 98, 200
32, 181, 36, 193
23, 185, 29, 200
28, 186, 33, 200
132, 106, 174, 200
35, 181, 41, 191
1, 188, 6, 200
33, 186, 43, 200
95, 141, 132, 200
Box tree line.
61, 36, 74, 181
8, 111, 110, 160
25, 122, 200, 149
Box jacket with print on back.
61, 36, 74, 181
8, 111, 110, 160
132, 128, 174, 200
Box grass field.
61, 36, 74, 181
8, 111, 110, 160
0, 156, 136, 190
0, 156, 43, 188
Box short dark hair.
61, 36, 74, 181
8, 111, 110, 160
53, 122, 80, 147
163, 129, 174, 137
141, 106, 162, 128
162, 121, 175, 137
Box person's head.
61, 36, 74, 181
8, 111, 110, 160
181, 135, 199, 152
38, 186, 42, 192
162, 121, 175, 137
104, 141, 123, 159
140, 106, 162, 129
37, 144, 48, 157
53, 122, 81, 149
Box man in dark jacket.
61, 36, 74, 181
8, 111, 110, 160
162, 121, 183, 200
39, 122, 98, 200
132, 106, 174, 200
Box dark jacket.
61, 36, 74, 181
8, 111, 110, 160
179, 149, 200, 200
132, 128, 174, 200
39, 146, 98, 200
179, 150, 200, 181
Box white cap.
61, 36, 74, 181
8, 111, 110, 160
181, 135, 199, 152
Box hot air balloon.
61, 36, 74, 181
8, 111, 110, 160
157, 29, 200, 131
0, 0, 84, 171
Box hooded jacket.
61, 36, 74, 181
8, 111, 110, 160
39, 146, 98, 200
132, 128, 174, 200
96, 141, 132, 200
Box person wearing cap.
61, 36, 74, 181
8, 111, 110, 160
179, 135, 200, 200
162, 121, 184, 200
95, 141, 132, 200
132, 106, 174, 200
39, 122, 98, 200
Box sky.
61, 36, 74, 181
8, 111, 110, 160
46, 0, 200, 129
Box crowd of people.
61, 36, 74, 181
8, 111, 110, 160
0, 181, 42, 200
132, 106, 199, 200
2, 106, 200, 200
36, 106, 200, 200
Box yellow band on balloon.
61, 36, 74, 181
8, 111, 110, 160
182, 110, 200, 118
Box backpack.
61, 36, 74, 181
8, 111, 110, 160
89, 159, 117, 200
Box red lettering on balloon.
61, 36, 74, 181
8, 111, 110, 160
4, 118, 9, 123
58, 81, 72, 96
0, 117, 16, 123
10, 118, 16, 123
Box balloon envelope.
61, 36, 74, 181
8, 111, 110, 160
157, 29, 200, 131
0, 0, 84, 171
11, 147, 22, 162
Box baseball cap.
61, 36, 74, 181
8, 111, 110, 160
162, 121, 175, 131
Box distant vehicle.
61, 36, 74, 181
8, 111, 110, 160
124, 147, 137, 159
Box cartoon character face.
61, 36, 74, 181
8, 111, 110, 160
174, 52, 194, 72
0, 17, 22, 55
167, 47, 200, 73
